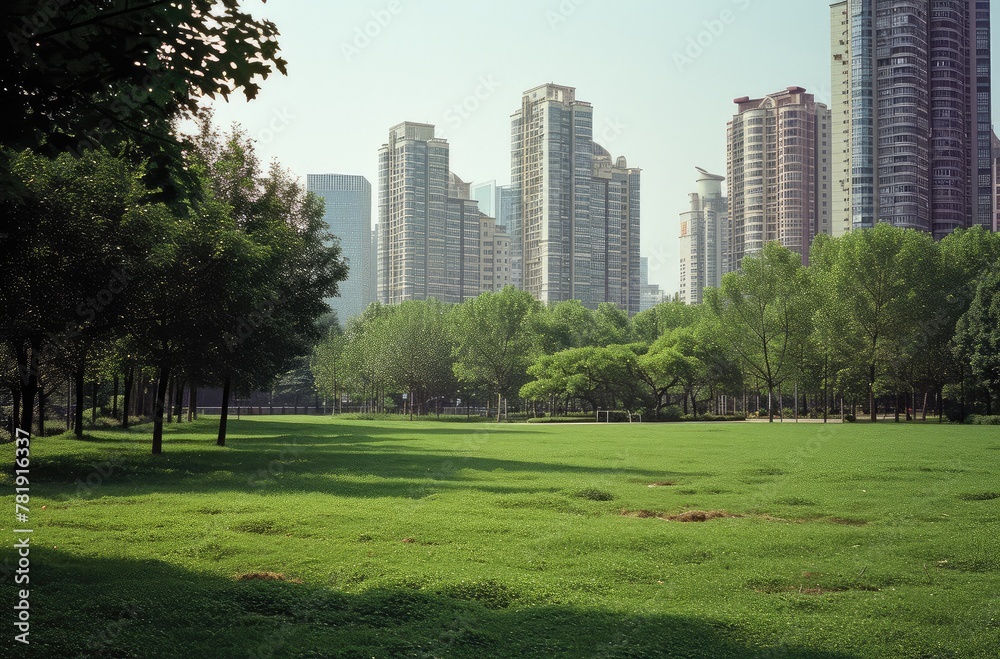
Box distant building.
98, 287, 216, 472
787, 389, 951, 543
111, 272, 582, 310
591, 145, 641, 314
306, 174, 373, 321
480, 215, 512, 292
511, 83, 641, 314
639, 257, 665, 312
378, 122, 484, 304
471, 180, 516, 230
679, 168, 730, 306
727, 87, 831, 269
993, 130, 1000, 232
830, 0, 992, 237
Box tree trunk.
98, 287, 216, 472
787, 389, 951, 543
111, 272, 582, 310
217, 370, 232, 447
110, 375, 117, 420
767, 386, 774, 422
11, 387, 21, 437
74, 368, 85, 437
166, 376, 174, 423
36, 389, 46, 437
174, 379, 184, 422
92, 380, 98, 423
15, 339, 40, 435
122, 366, 134, 429
894, 394, 900, 423
189, 385, 197, 422
151, 364, 170, 455
496, 391, 502, 423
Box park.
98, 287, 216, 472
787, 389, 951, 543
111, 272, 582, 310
1, 415, 997, 657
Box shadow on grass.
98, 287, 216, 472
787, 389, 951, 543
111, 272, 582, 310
1, 549, 858, 659
24, 420, 685, 501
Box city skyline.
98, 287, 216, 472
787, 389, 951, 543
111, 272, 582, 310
200, 0, 1000, 296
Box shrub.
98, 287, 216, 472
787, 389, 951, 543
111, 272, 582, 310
966, 415, 1000, 426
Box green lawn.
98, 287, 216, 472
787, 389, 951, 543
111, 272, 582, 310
2, 417, 999, 658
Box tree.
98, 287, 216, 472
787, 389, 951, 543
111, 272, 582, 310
382, 300, 456, 418
954, 266, 1000, 415
706, 242, 811, 421
811, 225, 937, 422
0, 148, 171, 434
1, 0, 286, 198
452, 287, 540, 421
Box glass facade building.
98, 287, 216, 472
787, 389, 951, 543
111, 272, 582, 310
831, 0, 992, 238
305, 174, 374, 322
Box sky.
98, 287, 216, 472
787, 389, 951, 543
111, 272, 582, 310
203, 0, 1000, 295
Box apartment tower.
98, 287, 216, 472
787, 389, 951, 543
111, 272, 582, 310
727, 87, 832, 269
377, 122, 482, 305
511, 83, 641, 313
830, 0, 992, 238
678, 167, 730, 305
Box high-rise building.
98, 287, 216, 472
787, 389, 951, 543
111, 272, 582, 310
679, 167, 730, 305
639, 256, 665, 312
830, 0, 992, 238
993, 129, 1000, 232
727, 87, 831, 269
377, 122, 484, 305
591, 145, 641, 314
511, 83, 641, 314
306, 174, 374, 321
480, 215, 512, 292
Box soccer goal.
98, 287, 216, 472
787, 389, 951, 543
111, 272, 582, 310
596, 409, 642, 423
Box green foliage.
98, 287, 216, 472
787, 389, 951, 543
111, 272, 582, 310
965, 415, 1000, 426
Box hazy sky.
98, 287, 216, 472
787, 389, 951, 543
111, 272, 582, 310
203, 0, 1000, 294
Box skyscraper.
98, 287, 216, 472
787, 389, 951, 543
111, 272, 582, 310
830, 0, 992, 238
511, 83, 641, 314
377, 122, 483, 305
727, 87, 831, 269
679, 167, 730, 305
306, 174, 374, 321
591, 145, 641, 314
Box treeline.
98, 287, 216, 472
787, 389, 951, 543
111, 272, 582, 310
311, 224, 1000, 422
1, 2, 350, 451
1, 119, 346, 451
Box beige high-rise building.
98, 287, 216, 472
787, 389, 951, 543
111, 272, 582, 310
480, 215, 512, 292
727, 87, 831, 269
678, 167, 729, 306
377, 122, 484, 305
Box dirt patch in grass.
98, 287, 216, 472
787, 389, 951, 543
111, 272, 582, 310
647, 480, 676, 487
235, 571, 302, 584
825, 516, 868, 526
620, 509, 738, 522
750, 579, 879, 596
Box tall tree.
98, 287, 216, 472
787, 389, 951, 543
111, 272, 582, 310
706, 242, 811, 421
1, 0, 286, 198
452, 287, 540, 421
812, 225, 937, 422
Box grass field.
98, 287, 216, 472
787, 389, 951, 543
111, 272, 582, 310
2, 417, 999, 658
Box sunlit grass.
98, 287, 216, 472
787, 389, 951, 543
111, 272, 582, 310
2, 417, 998, 657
